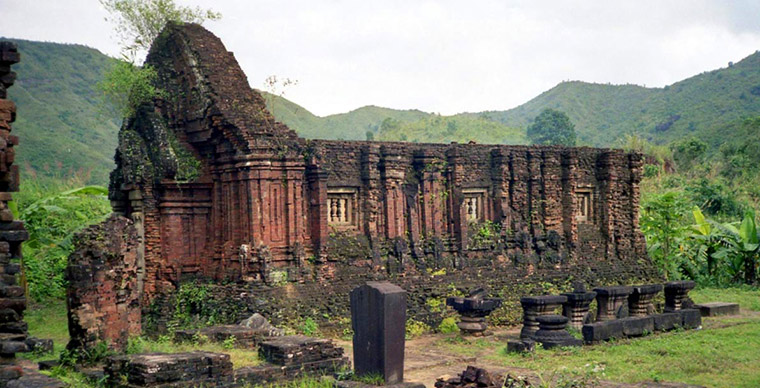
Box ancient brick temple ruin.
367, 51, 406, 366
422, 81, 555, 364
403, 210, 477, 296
69, 23, 660, 348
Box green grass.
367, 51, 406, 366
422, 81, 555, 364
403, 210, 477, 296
691, 286, 760, 311
492, 318, 760, 388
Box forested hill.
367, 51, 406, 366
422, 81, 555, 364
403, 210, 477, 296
473, 50, 760, 148
5, 39, 119, 185
5, 38, 760, 185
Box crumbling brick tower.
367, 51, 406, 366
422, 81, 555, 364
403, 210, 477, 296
0, 41, 31, 383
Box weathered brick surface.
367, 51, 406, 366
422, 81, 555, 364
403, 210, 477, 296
70, 24, 660, 335
66, 215, 141, 352
0, 40, 32, 387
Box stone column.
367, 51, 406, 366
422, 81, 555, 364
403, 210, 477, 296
594, 286, 633, 322
561, 291, 597, 330
534, 315, 582, 349
350, 282, 406, 384
628, 284, 663, 317
664, 281, 696, 312
520, 295, 567, 339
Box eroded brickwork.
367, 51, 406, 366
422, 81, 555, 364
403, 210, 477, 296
67, 215, 141, 352
77, 24, 657, 336
0, 41, 31, 386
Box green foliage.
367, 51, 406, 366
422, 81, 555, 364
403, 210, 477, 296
376, 114, 526, 145
100, 0, 221, 61
437, 317, 459, 334
16, 174, 111, 301
166, 282, 243, 330
671, 137, 707, 171
527, 108, 577, 146
298, 317, 319, 337
405, 319, 430, 339
97, 60, 161, 118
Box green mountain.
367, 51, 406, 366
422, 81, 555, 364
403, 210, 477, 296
471, 51, 760, 148
5, 39, 119, 185
262, 92, 430, 140
5, 38, 760, 186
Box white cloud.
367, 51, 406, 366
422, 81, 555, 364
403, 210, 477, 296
1, 0, 759, 116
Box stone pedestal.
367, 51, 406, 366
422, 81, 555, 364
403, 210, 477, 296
561, 291, 597, 330
664, 281, 696, 312
534, 315, 582, 349
446, 292, 502, 336
519, 295, 567, 339
628, 284, 662, 317
594, 286, 633, 322
350, 282, 406, 384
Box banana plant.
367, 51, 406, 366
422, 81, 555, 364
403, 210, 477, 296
722, 209, 759, 284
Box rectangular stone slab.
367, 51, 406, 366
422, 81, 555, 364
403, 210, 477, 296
582, 320, 623, 344
652, 313, 681, 332
695, 302, 740, 317
621, 316, 654, 337
350, 281, 406, 385
679, 309, 702, 330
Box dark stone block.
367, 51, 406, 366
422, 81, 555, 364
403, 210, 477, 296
652, 313, 681, 332
680, 309, 702, 330
0, 340, 27, 354
506, 339, 535, 353
351, 282, 406, 385
695, 302, 740, 317
582, 320, 623, 344
7, 370, 66, 388
38, 360, 60, 371
620, 316, 654, 337
259, 335, 344, 366
26, 337, 54, 354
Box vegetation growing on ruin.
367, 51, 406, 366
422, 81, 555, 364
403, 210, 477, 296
15, 173, 111, 302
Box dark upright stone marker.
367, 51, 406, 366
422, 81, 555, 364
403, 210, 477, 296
350, 282, 406, 385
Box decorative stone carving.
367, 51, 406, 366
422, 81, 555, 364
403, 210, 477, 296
561, 290, 597, 330
520, 295, 567, 339
534, 315, 582, 349
446, 288, 502, 336
628, 284, 663, 317
664, 281, 696, 312
594, 286, 633, 322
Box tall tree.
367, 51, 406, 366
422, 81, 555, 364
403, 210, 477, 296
527, 108, 577, 146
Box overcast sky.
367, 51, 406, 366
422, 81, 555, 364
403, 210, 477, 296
2, 1, 760, 116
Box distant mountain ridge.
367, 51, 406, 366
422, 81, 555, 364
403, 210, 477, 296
5, 38, 119, 185
6, 38, 760, 185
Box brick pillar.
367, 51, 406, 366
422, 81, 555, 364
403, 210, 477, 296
542, 150, 563, 234
561, 149, 579, 254
380, 149, 405, 239
415, 150, 445, 237
446, 146, 466, 252
490, 148, 511, 227
306, 165, 329, 259
0, 41, 31, 380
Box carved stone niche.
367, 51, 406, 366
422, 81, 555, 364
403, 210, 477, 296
574, 186, 594, 224
327, 187, 358, 229
462, 188, 487, 222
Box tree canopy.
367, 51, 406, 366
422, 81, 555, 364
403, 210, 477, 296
526, 108, 577, 146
